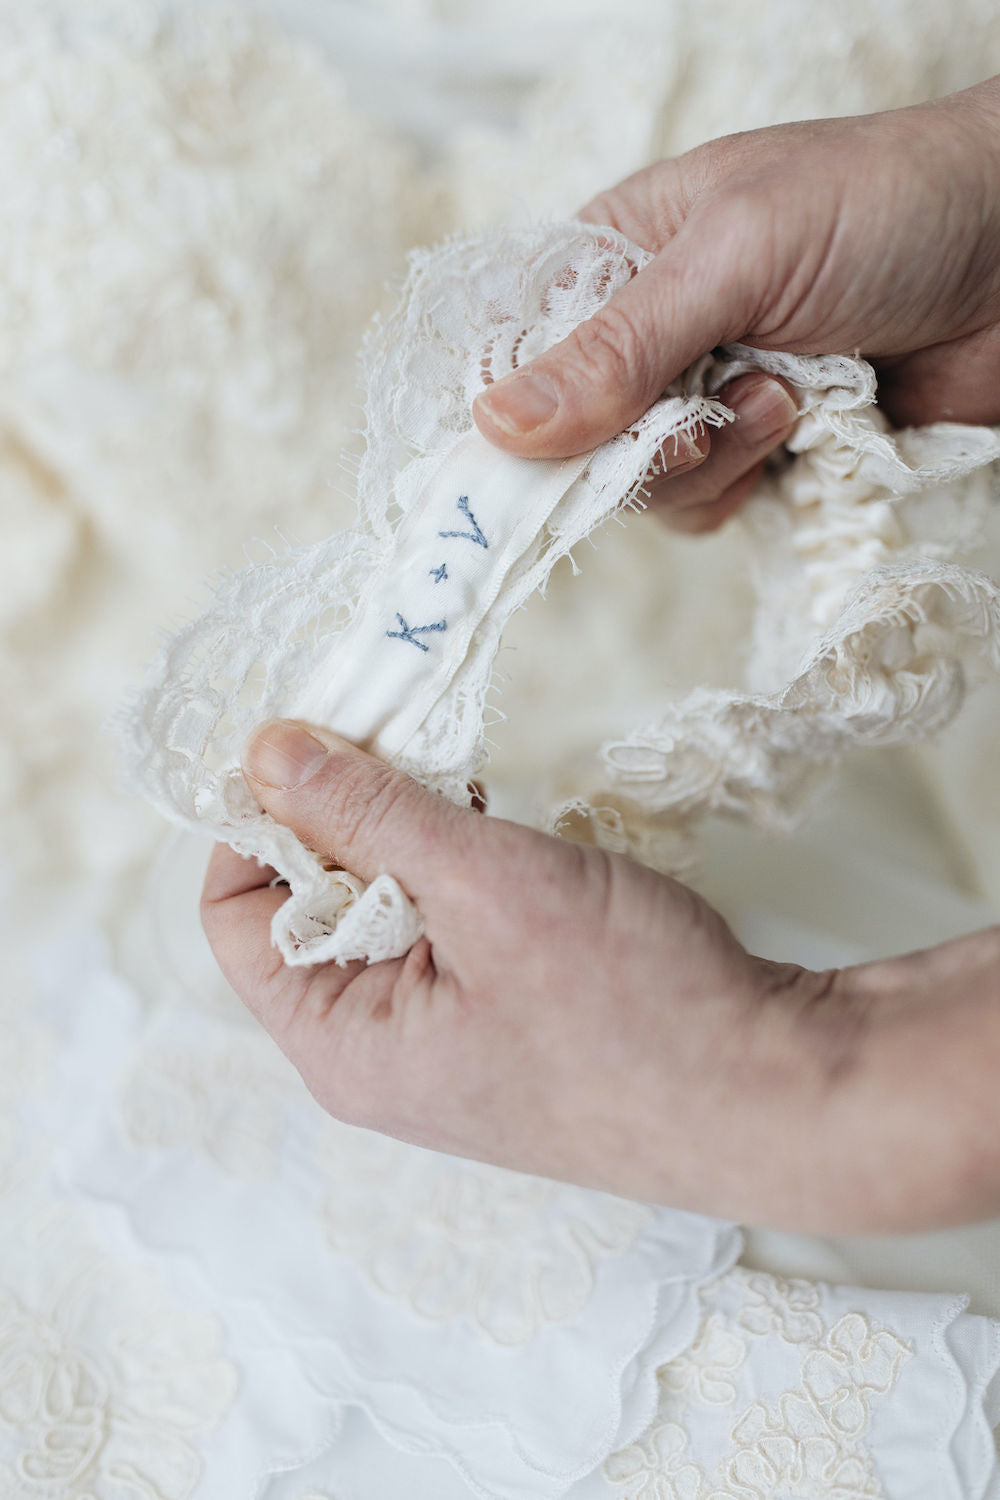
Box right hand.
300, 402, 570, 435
474, 77, 1000, 532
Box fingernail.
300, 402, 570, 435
730, 377, 798, 444
475, 372, 559, 436
244, 719, 330, 789
665, 432, 708, 475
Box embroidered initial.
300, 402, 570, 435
430, 563, 448, 583
439, 495, 488, 549
386, 613, 447, 652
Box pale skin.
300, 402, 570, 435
203, 76, 1000, 1234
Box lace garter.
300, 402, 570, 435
122, 222, 1000, 965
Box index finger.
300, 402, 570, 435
200, 842, 298, 1002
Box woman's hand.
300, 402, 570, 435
201, 720, 1000, 1233
473, 78, 1000, 532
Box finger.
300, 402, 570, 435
646, 375, 797, 512
662, 461, 767, 534
873, 322, 1000, 427
646, 427, 712, 483
241, 720, 479, 899
201, 839, 279, 904
200, 839, 377, 1040
576, 160, 692, 251
200, 842, 301, 998
472, 202, 754, 459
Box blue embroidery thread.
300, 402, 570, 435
439, 495, 488, 549
430, 563, 448, 583
386, 613, 447, 652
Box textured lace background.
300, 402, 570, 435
3, 0, 1000, 1495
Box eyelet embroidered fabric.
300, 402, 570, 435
122, 220, 1000, 968
255, 1274, 1000, 1500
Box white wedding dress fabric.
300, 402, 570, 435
4, 1, 1000, 1497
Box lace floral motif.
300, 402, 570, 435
604, 1421, 706, 1500
734, 1269, 826, 1344
119, 1039, 655, 1344
119, 1038, 302, 1178
315, 1119, 651, 1347
659, 1314, 746, 1406
0, 1203, 236, 1499
717, 1312, 911, 1498
604, 1272, 912, 1500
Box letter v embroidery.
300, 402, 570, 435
439, 495, 488, 549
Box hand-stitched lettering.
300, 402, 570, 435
430, 563, 448, 583
386, 613, 447, 652
439, 495, 488, 549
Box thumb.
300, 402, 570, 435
472, 214, 751, 459
242, 719, 474, 895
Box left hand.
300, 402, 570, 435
202, 718, 898, 1230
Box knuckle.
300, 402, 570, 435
580, 164, 675, 239
320, 755, 410, 862
579, 188, 622, 229
695, 133, 751, 184
564, 301, 650, 397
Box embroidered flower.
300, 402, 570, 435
606, 1277, 913, 1500
119, 1038, 301, 1178
735, 1270, 826, 1344
315, 1120, 650, 1346
659, 1313, 746, 1406
604, 1420, 706, 1500
718, 1312, 911, 1499
0, 1205, 236, 1498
